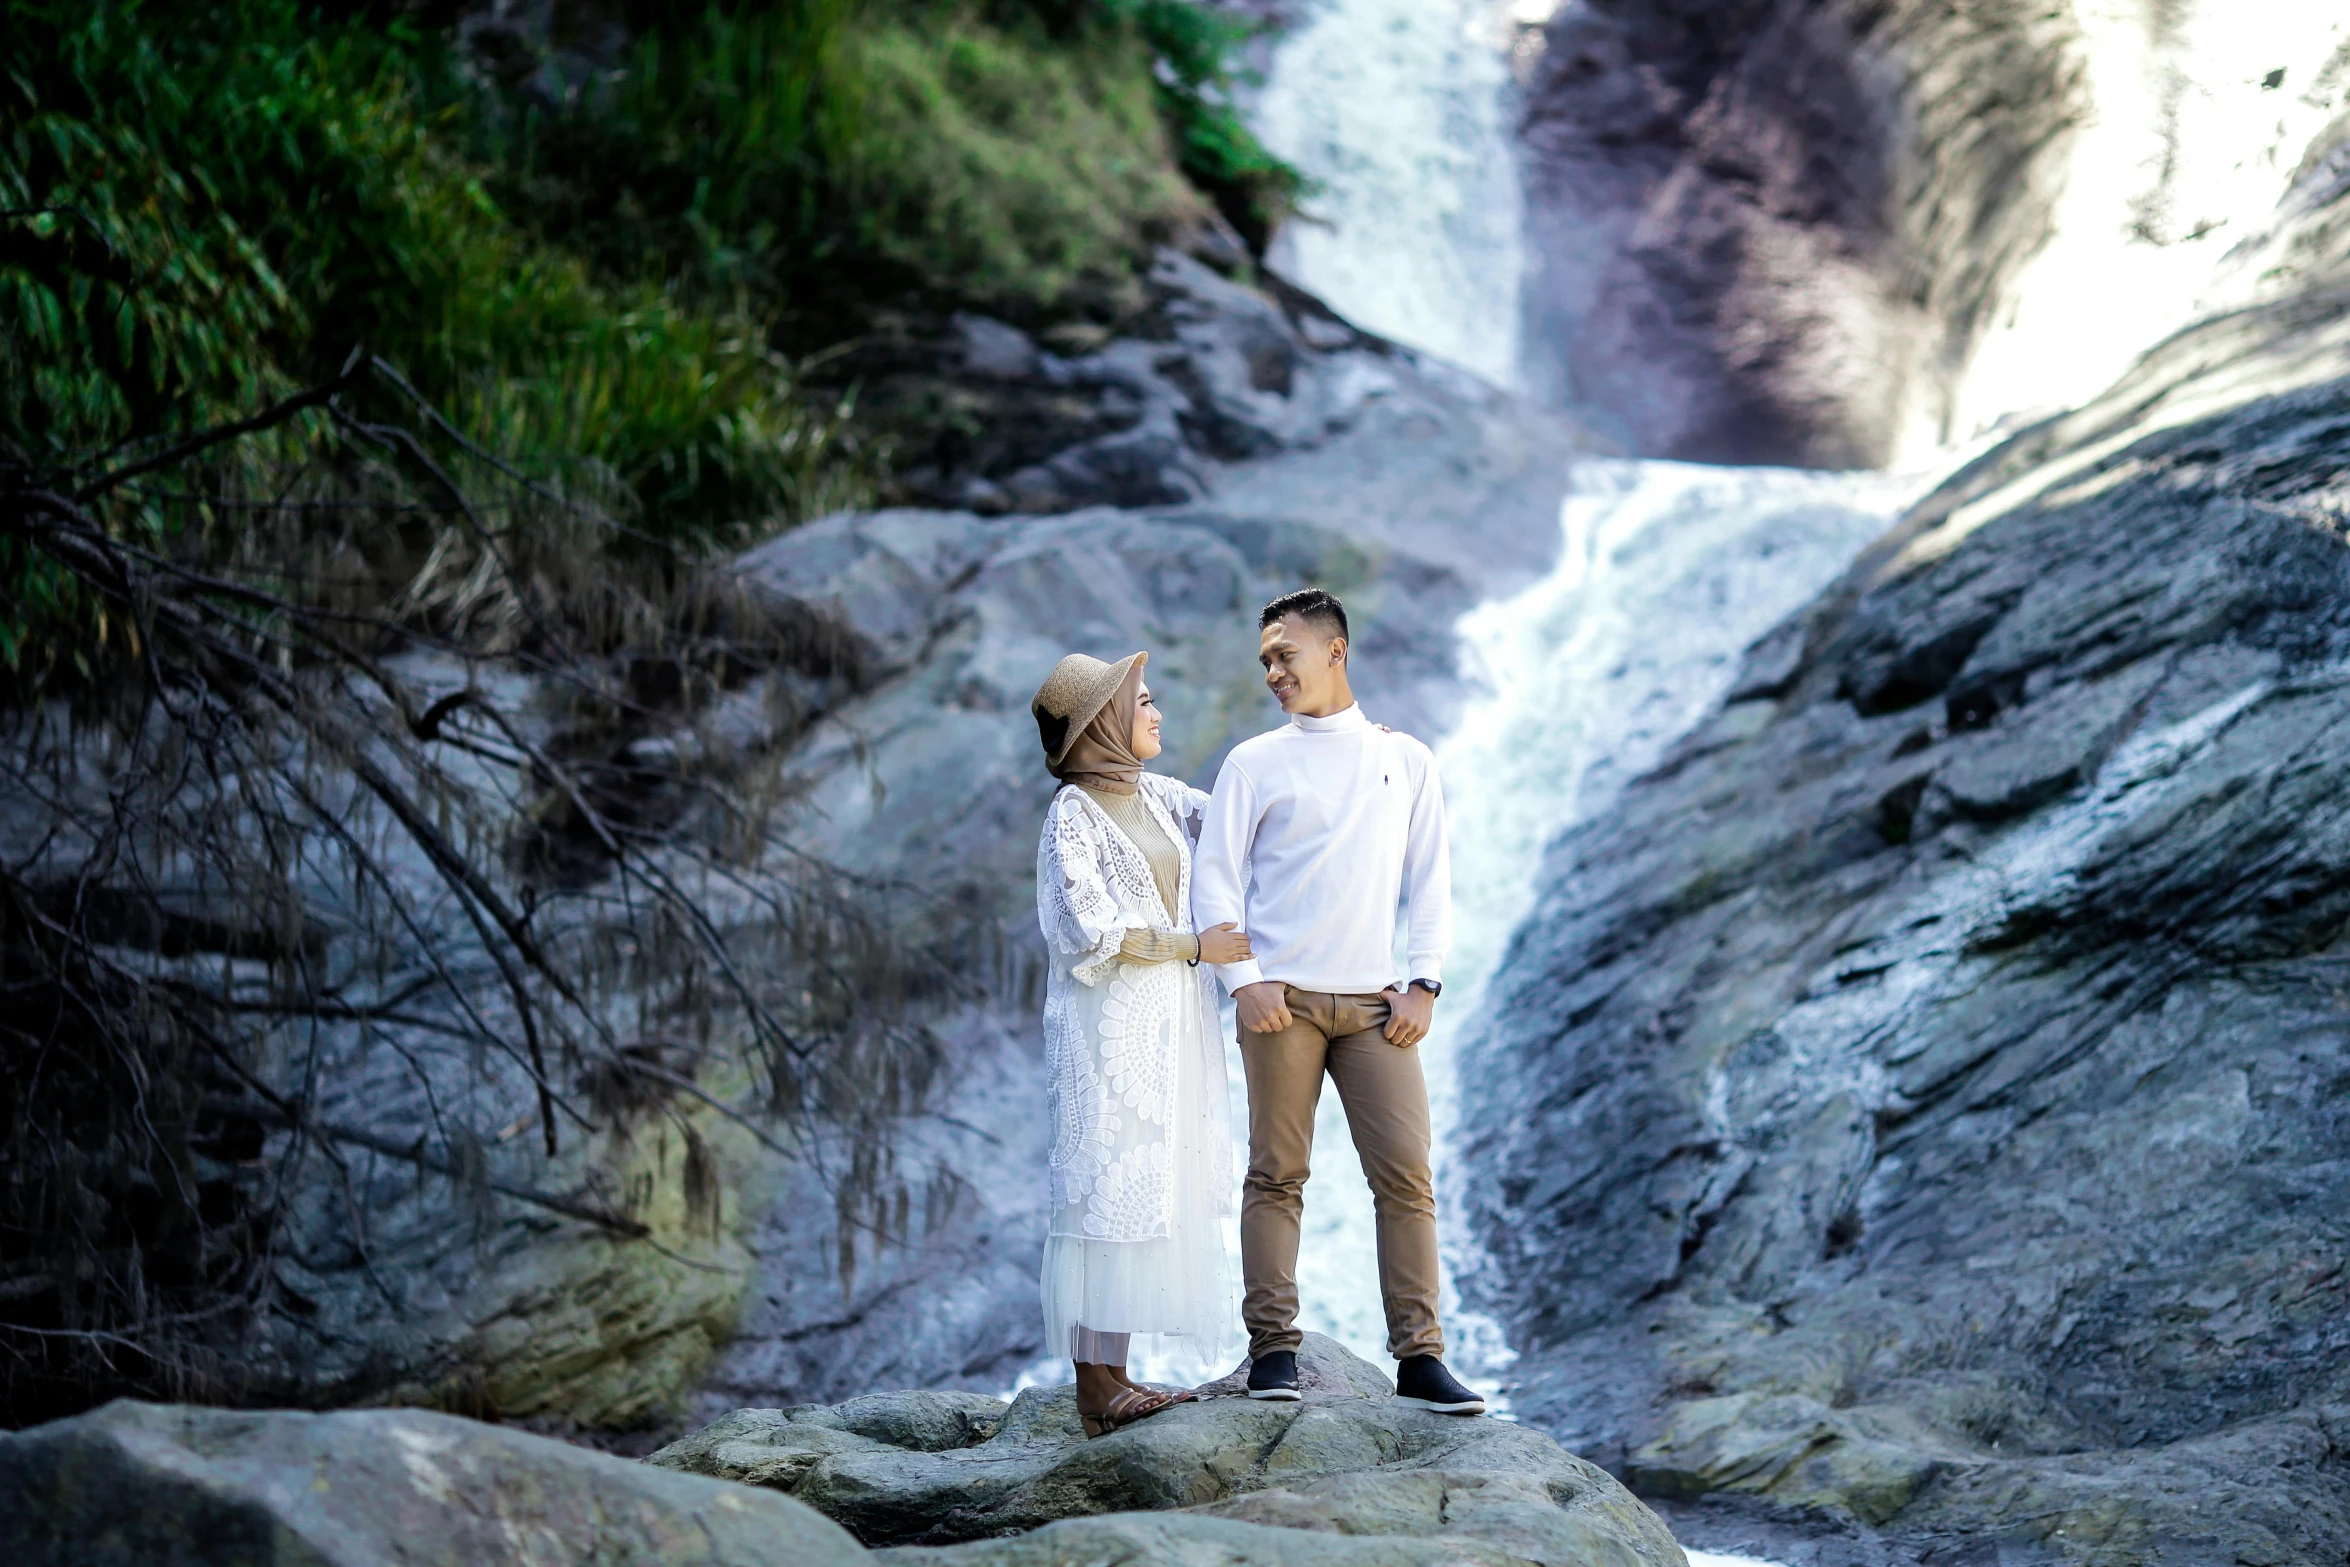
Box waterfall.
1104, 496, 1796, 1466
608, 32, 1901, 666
1238, 23, 1934, 1567
1244, 0, 1933, 1406
1934, 1, 2348, 454
1280, 463, 1923, 1390
1196, 1, 2340, 1561
1249, 0, 1526, 387
1244, 0, 2345, 1395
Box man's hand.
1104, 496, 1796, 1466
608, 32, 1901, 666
1383, 983, 1435, 1047
1235, 981, 1294, 1036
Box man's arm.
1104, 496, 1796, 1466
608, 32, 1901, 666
1383, 740, 1451, 1046
1401, 739, 1450, 988
1189, 758, 1264, 993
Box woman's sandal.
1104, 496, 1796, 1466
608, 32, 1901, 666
1080, 1386, 1176, 1438
1114, 1377, 1200, 1407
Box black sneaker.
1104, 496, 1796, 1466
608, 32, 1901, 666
1394, 1355, 1486, 1415
1246, 1349, 1302, 1401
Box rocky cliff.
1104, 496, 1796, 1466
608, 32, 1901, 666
1461, 115, 2350, 1566
1515, 0, 2082, 466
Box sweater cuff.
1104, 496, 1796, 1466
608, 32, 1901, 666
1217, 958, 1267, 994
1118, 928, 1201, 965
1406, 958, 1444, 986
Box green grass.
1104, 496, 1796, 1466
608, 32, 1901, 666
2, 1, 846, 532
477, 1, 1248, 322
1115, 0, 1310, 248
833, 12, 1202, 305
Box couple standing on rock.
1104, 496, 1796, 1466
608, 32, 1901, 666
1030, 588, 1485, 1437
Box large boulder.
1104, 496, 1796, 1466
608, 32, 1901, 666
656, 1335, 1685, 1566
0, 1399, 864, 1566
0, 1342, 1689, 1566
1461, 118, 2350, 1563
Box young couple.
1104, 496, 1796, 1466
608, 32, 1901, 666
1030, 587, 1486, 1437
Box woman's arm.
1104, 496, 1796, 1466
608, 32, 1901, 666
1118, 928, 1201, 964
1163, 774, 1215, 843
1036, 793, 1131, 984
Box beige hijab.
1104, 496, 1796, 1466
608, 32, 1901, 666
1050, 659, 1147, 796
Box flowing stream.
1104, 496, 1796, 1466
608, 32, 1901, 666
1248, 0, 1524, 387
1243, 0, 2339, 1389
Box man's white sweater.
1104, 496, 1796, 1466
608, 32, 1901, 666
1190, 703, 1451, 996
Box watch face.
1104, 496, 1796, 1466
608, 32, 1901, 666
1412, 979, 1442, 997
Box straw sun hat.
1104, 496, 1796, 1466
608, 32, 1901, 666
1031, 650, 1147, 768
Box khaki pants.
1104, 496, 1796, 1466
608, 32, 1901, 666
1238, 986, 1442, 1361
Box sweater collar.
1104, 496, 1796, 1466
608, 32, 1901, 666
1291, 703, 1369, 735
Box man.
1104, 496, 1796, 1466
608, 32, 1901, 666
1191, 588, 1485, 1414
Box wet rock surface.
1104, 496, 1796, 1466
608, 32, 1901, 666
1463, 123, 2350, 1566
657, 1335, 1686, 1566
0, 1341, 1689, 1566
843, 251, 1436, 518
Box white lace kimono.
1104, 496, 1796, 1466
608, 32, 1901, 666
1035, 773, 1236, 1364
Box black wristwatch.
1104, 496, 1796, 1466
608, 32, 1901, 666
1408, 978, 1442, 998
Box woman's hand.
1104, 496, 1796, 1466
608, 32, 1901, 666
1197, 922, 1252, 965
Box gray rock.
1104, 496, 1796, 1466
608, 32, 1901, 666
0, 1399, 864, 1567
656, 1336, 1684, 1566
883, 1490, 1665, 1567
881, 250, 1472, 517
884, 1511, 1537, 1567
954, 315, 1041, 383
1516, 0, 2083, 467
1463, 111, 2350, 1565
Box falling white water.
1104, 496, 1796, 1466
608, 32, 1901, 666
1250, 0, 1526, 386
1933, 1, 2350, 455
1278, 463, 1924, 1392
1245, 0, 1925, 1419
1239, 11, 1925, 1567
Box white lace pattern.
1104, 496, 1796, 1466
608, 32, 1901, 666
1036, 773, 1230, 1242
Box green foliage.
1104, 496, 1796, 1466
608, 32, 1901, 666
1113, 0, 1308, 247
483, 1, 1229, 319
466, 2, 860, 309
833, 9, 1202, 303
1, 2, 865, 570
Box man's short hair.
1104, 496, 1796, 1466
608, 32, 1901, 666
1260, 588, 1348, 643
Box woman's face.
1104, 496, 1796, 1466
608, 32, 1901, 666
1131, 681, 1164, 761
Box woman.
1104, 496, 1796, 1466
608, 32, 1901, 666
1031, 650, 1245, 1436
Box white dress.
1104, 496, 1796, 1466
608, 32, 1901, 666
1035, 773, 1237, 1365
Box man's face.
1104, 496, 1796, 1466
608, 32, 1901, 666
1259, 614, 1345, 714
